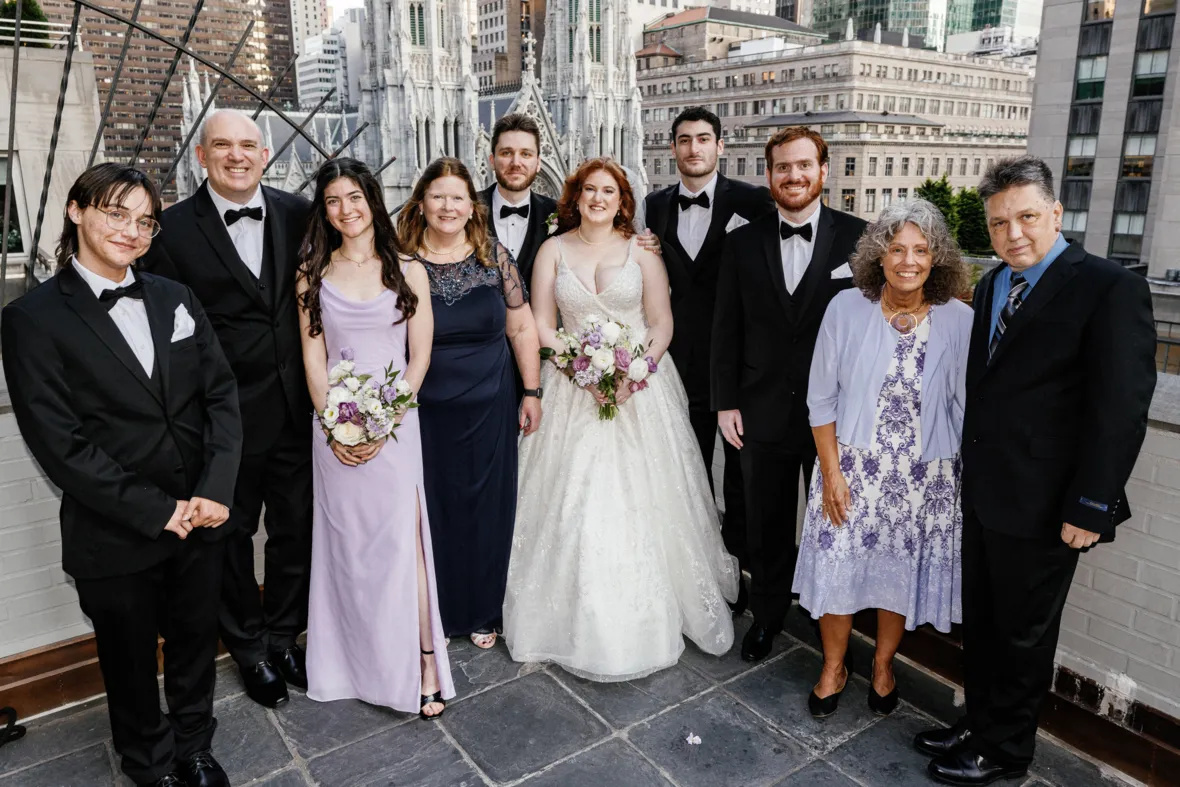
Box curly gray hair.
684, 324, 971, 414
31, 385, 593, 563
850, 198, 969, 305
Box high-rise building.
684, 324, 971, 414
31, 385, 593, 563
474, 0, 526, 88
296, 27, 346, 109
805, 0, 1043, 48
1028, 0, 1176, 276
291, 0, 329, 56
335, 6, 366, 107
41, 0, 296, 196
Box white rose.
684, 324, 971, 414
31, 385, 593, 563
331, 422, 366, 446
327, 386, 353, 407
591, 347, 615, 372
395, 379, 413, 397
583, 344, 597, 358
328, 362, 350, 384
344, 377, 361, 393
365, 399, 383, 415
321, 405, 339, 427
599, 321, 622, 345
583, 313, 602, 329
627, 357, 651, 382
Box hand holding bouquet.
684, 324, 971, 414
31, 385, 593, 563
318, 348, 417, 447
540, 314, 658, 420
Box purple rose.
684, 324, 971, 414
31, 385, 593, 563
645, 356, 658, 374
614, 347, 631, 370
337, 401, 359, 424
572, 355, 591, 372
340, 347, 355, 361
381, 385, 397, 404
588, 331, 603, 348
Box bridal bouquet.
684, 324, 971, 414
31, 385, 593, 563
318, 348, 417, 446
540, 314, 658, 420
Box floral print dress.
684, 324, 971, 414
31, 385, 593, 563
794, 313, 962, 632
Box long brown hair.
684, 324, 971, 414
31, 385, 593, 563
396, 157, 494, 267
555, 157, 636, 238
298, 157, 417, 337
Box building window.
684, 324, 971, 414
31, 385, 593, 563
845, 157, 856, 176
898, 188, 908, 201
842, 189, 856, 213
901, 157, 910, 176
668, 158, 675, 174
884, 157, 894, 176
1075, 56, 1108, 100
882, 188, 893, 208
973, 158, 982, 176
737, 157, 747, 176
931, 158, 940, 177
1133, 51, 1169, 97
864, 189, 876, 213
822, 188, 830, 206
716, 103, 729, 117
1122, 134, 1156, 177
1066, 135, 1098, 176
719, 158, 728, 176
1111, 212, 1146, 255
1142, 0, 1174, 14
868, 157, 878, 176
1063, 210, 1088, 232
917, 158, 925, 177
1084, 0, 1116, 20
654, 159, 662, 175
959, 158, 968, 176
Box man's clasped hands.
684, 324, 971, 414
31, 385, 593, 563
163, 498, 231, 539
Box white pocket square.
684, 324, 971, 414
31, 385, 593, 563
171, 304, 196, 342
830, 263, 853, 279
725, 214, 750, 233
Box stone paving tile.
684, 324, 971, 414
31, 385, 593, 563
551, 663, 713, 729
0, 702, 111, 777
445, 636, 537, 700
248, 768, 312, 787
772, 759, 862, 786
442, 670, 610, 783
210, 695, 295, 785
269, 689, 410, 760
0, 744, 114, 787
517, 739, 675, 787
306, 721, 483, 787
680, 615, 799, 683
213, 656, 247, 702
628, 691, 811, 787
825, 708, 941, 786
727, 646, 880, 753
1031, 738, 1132, 787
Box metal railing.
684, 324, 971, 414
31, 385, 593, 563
0, 18, 80, 48
1158, 320, 1180, 375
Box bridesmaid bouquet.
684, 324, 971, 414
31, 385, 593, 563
318, 347, 417, 446
540, 314, 658, 420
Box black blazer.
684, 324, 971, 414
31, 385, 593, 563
1, 267, 242, 580
479, 184, 557, 289
961, 242, 1156, 540
141, 181, 312, 454
711, 205, 868, 448
645, 175, 776, 410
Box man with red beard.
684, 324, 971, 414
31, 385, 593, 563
712, 126, 868, 661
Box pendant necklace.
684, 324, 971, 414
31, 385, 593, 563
882, 287, 924, 335
335, 249, 372, 268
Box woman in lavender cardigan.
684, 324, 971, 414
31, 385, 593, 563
794, 199, 972, 719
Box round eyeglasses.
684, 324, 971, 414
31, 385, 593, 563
96, 207, 162, 239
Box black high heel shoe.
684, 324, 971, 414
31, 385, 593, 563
420, 649, 447, 720
808, 666, 848, 718
868, 663, 899, 716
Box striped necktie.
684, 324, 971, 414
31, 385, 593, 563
989, 273, 1028, 358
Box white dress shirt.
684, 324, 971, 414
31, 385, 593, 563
676, 173, 718, 261
208, 183, 266, 279
491, 188, 531, 261
73, 258, 154, 376
780, 202, 822, 295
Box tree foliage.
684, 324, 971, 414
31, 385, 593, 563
954, 187, 992, 256
915, 174, 958, 236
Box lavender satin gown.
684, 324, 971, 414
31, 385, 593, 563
306, 279, 454, 712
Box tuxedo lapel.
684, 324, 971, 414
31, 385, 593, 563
986, 247, 1080, 371
481, 185, 499, 241
58, 266, 163, 405
194, 182, 268, 311
967, 266, 999, 388
761, 217, 792, 315
654, 187, 692, 284
515, 192, 546, 268
142, 277, 176, 403
263, 187, 293, 293
697, 176, 733, 265
794, 205, 835, 323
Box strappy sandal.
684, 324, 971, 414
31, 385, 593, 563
0, 707, 26, 749
419, 650, 446, 720
470, 629, 497, 650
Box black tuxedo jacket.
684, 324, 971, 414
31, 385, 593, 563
711, 205, 868, 448
1, 267, 242, 580
141, 181, 312, 454
961, 242, 1156, 539
645, 175, 776, 410
479, 184, 557, 289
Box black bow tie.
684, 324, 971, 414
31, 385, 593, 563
98, 280, 144, 311
678, 193, 710, 211
780, 222, 813, 242
500, 204, 530, 220
224, 206, 263, 226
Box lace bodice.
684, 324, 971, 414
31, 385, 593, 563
555, 236, 648, 339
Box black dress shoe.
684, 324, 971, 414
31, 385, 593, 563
807, 666, 848, 718
147, 774, 185, 787
269, 645, 308, 690
927, 749, 1027, 785
914, 723, 973, 757
728, 579, 749, 616
867, 665, 898, 716
241, 661, 289, 708
180, 750, 229, 787
740, 622, 775, 662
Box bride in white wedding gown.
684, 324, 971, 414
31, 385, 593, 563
503, 158, 739, 682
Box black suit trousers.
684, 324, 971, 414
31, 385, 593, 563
688, 407, 747, 568
75, 538, 224, 784
740, 437, 816, 627
962, 511, 1080, 766
220, 407, 314, 665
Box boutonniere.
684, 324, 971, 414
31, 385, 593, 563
546, 212, 559, 236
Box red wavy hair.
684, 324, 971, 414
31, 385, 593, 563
555, 157, 636, 238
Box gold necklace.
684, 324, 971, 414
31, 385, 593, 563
422, 235, 468, 260
882, 287, 925, 335
576, 227, 611, 246
335, 249, 373, 268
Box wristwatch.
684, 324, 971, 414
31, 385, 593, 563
523, 388, 543, 399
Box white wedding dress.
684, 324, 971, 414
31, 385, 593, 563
503, 236, 739, 682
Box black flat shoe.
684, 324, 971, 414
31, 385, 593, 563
420, 649, 446, 720
0, 707, 26, 750
927, 749, 1027, 785
269, 645, 308, 690
868, 664, 898, 716
241, 661, 289, 708
740, 622, 775, 662
147, 774, 185, 787
914, 723, 973, 757
728, 579, 749, 616
807, 666, 848, 718
180, 750, 229, 787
